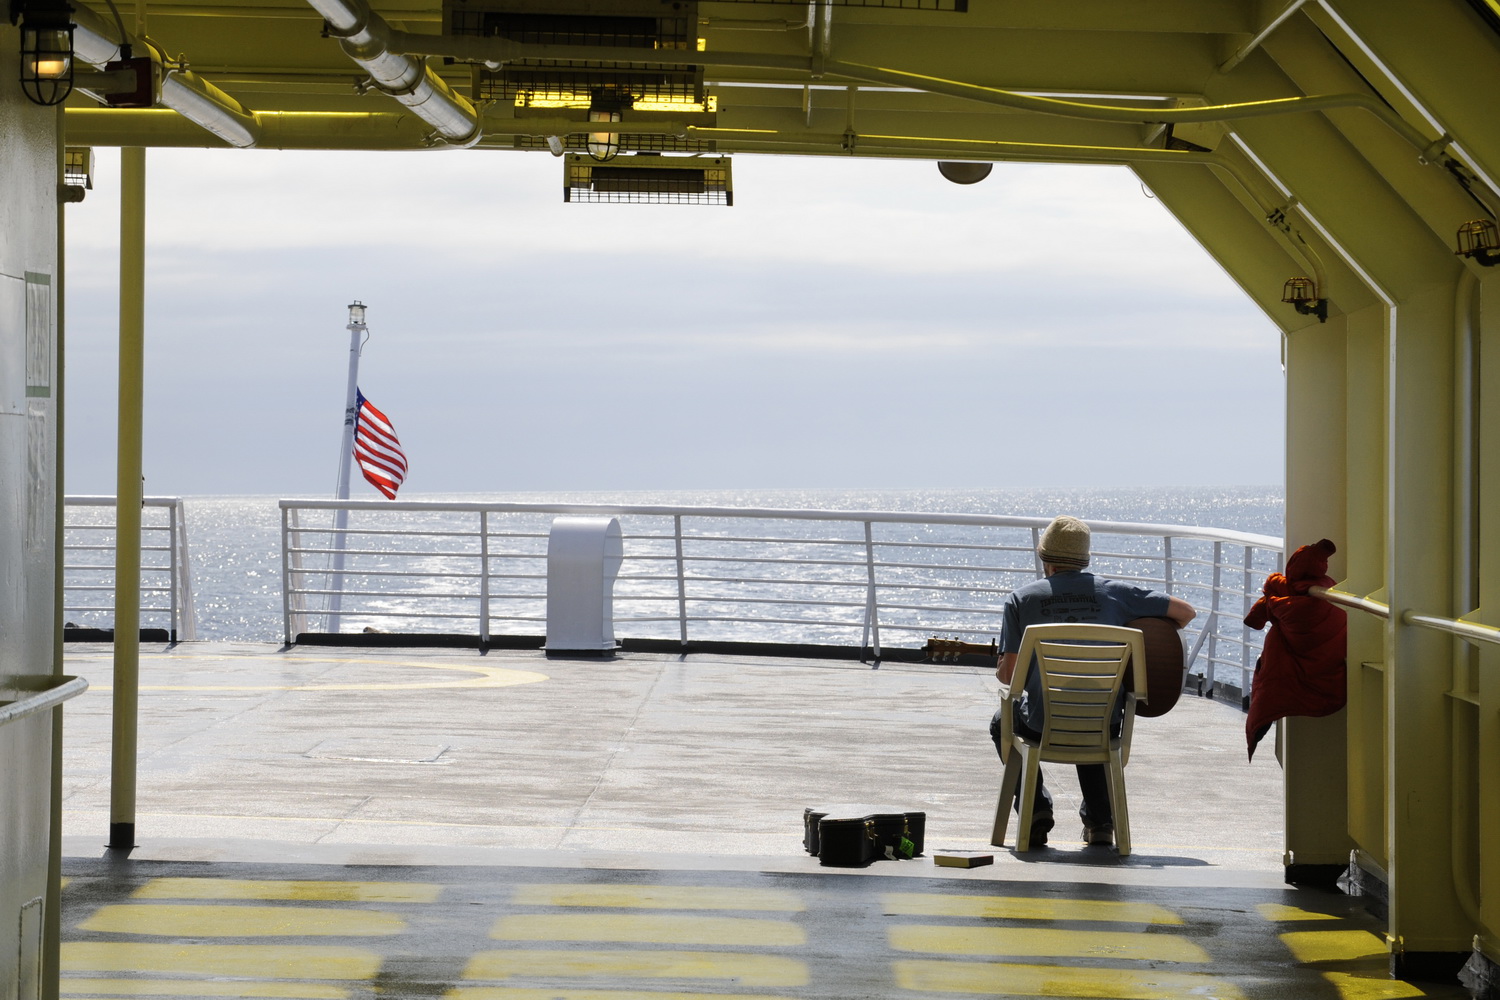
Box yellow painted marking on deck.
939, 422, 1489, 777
892, 959, 1247, 998
889, 925, 1210, 963
1322, 971, 1436, 998
62, 942, 380, 979
133, 877, 442, 903
1256, 902, 1342, 921
73, 655, 547, 692
446, 991, 792, 1000
464, 950, 807, 987
491, 913, 804, 947
510, 884, 803, 912
883, 892, 1183, 924
1280, 929, 1388, 963
78, 904, 405, 937
60, 978, 348, 998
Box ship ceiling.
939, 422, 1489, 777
46, 0, 1500, 331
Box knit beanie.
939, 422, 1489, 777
1038, 515, 1090, 568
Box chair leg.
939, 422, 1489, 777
1015, 749, 1041, 852
992, 751, 1021, 846
1107, 754, 1131, 857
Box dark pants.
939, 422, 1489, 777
989, 704, 1113, 828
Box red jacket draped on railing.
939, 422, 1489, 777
1243, 538, 1348, 760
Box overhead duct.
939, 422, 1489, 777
69, 2, 261, 148
304, 0, 481, 146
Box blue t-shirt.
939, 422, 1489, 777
1000, 570, 1171, 733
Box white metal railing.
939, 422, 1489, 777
63, 496, 198, 641
280, 499, 1282, 693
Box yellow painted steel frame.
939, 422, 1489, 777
7, 0, 1500, 987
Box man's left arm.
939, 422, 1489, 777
1165, 596, 1196, 628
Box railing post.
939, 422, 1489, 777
1241, 544, 1255, 693
479, 510, 491, 645
174, 500, 197, 641
1207, 541, 1223, 694
167, 502, 179, 642
863, 520, 881, 659
675, 515, 688, 645
1163, 535, 1174, 594
281, 505, 294, 644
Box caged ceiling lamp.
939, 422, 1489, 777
13, 0, 76, 106
1455, 219, 1500, 267
1281, 276, 1328, 323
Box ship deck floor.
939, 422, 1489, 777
55, 642, 1460, 999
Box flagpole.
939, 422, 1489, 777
327, 300, 366, 632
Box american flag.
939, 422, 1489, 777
354, 389, 407, 499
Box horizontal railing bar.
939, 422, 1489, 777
292, 547, 482, 559
1310, 586, 1391, 619
280, 499, 1283, 548
1404, 611, 1500, 647
297, 589, 480, 600
289, 608, 481, 620
293, 569, 483, 580
879, 602, 1004, 615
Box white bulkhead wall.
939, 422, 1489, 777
0, 16, 63, 992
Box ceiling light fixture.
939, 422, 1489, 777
13, 0, 76, 106
1455, 219, 1500, 267
1281, 277, 1328, 323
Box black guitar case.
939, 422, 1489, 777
803, 805, 926, 866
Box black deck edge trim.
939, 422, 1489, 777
1393, 949, 1469, 985
617, 637, 928, 662
64, 627, 171, 643
295, 632, 487, 649
288, 632, 946, 662
1461, 947, 1500, 999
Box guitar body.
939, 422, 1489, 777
1125, 616, 1187, 718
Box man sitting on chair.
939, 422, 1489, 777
991, 515, 1195, 847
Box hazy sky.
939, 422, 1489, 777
61, 147, 1285, 498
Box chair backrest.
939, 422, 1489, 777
1012, 623, 1148, 761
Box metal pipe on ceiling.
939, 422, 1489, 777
379, 31, 1440, 158
301, 0, 481, 146
70, 2, 261, 147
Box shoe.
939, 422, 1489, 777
1083, 823, 1114, 847
1028, 813, 1054, 848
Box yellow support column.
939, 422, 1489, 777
1341, 303, 1389, 874
1281, 311, 1353, 885
109, 147, 145, 852
1472, 270, 1500, 993
1384, 283, 1468, 977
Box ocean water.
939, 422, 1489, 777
171, 486, 1284, 643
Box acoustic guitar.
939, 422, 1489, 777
921, 616, 1186, 717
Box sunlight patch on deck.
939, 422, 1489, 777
883, 893, 1183, 924
446, 991, 794, 1000
892, 959, 1246, 998
1280, 929, 1388, 963
72, 655, 547, 692
133, 877, 443, 903
61, 942, 381, 979
59, 978, 349, 998
79, 904, 406, 937
889, 925, 1211, 962
490, 913, 805, 947
510, 884, 803, 911
1321, 971, 1439, 998
463, 950, 808, 987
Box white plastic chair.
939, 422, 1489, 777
990, 623, 1148, 855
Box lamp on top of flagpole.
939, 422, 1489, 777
326, 301, 366, 633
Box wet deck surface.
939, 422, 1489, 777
56, 642, 1464, 999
